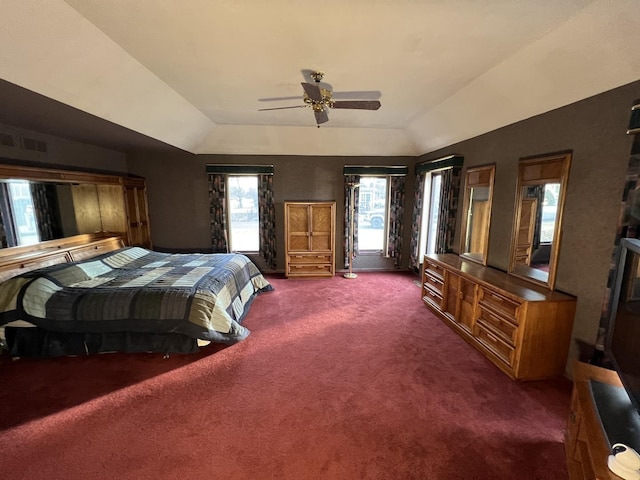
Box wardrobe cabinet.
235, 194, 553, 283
422, 253, 576, 380
123, 177, 152, 249
284, 201, 335, 278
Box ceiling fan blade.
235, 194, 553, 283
258, 105, 305, 111
314, 109, 329, 124
332, 91, 382, 100
258, 96, 301, 102
301, 82, 323, 102
332, 100, 381, 110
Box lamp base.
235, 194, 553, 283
343, 273, 358, 279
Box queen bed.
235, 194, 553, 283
0, 235, 272, 357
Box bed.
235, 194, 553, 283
0, 235, 272, 357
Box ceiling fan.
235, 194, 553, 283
258, 71, 381, 127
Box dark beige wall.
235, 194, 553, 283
127, 152, 416, 271
0, 122, 127, 172
416, 79, 640, 364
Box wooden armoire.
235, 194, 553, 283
284, 201, 335, 278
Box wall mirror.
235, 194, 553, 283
0, 164, 127, 250
509, 152, 571, 290
459, 164, 495, 265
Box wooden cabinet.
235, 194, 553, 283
514, 197, 537, 266
565, 361, 623, 479
421, 253, 576, 380
123, 177, 152, 249
284, 201, 335, 278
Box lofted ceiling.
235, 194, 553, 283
1, 1, 640, 156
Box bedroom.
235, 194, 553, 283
0, 1, 640, 478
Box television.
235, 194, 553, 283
606, 238, 640, 417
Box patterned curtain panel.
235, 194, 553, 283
208, 174, 229, 253
30, 183, 61, 241
435, 166, 462, 254
344, 174, 360, 268
258, 174, 276, 269
523, 184, 545, 250
597, 134, 640, 351
409, 173, 426, 271
387, 175, 406, 268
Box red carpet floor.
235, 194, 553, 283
0, 272, 572, 479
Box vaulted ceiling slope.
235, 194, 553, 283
1, 1, 640, 156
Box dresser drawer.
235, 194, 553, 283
478, 288, 520, 323
287, 263, 333, 276
475, 323, 515, 367
477, 306, 518, 345
422, 285, 443, 310
288, 254, 332, 264
424, 259, 445, 281
424, 270, 444, 295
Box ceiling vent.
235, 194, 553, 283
0, 132, 15, 147
21, 136, 47, 153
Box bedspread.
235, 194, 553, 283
0, 247, 272, 345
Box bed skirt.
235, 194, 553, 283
5, 327, 201, 357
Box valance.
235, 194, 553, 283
343, 165, 408, 176
206, 165, 274, 175
415, 155, 463, 174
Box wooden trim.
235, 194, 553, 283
0, 234, 124, 282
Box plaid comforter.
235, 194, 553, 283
0, 248, 272, 344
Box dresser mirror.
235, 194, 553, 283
459, 164, 495, 265
509, 152, 571, 290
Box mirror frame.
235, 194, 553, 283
508, 151, 572, 290
459, 164, 495, 265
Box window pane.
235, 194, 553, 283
228, 176, 259, 252
426, 174, 442, 255
357, 177, 387, 251
8, 181, 40, 246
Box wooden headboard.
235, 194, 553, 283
0, 233, 125, 283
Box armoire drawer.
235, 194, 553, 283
288, 254, 332, 265
287, 263, 333, 276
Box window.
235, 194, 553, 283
418, 172, 442, 258
227, 175, 259, 252
0, 180, 40, 247
357, 176, 388, 251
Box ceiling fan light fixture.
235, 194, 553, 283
310, 71, 325, 83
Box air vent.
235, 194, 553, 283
0, 133, 14, 147
21, 136, 47, 153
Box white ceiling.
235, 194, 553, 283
1, 0, 640, 156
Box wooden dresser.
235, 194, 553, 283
284, 202, 336, 278
422, 253, 576, 380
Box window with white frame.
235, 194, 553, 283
227, 175, 259, 252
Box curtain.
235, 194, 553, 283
208, 174, 229, 253
435, 166, 462, 254
597, 134, 640, 354
30, 183, 62, 242
258, 174, 276, 269
344, 174, 360, 269
523, 184, 545, 250
409, 172, 426, 271
387, 175, 405, 268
